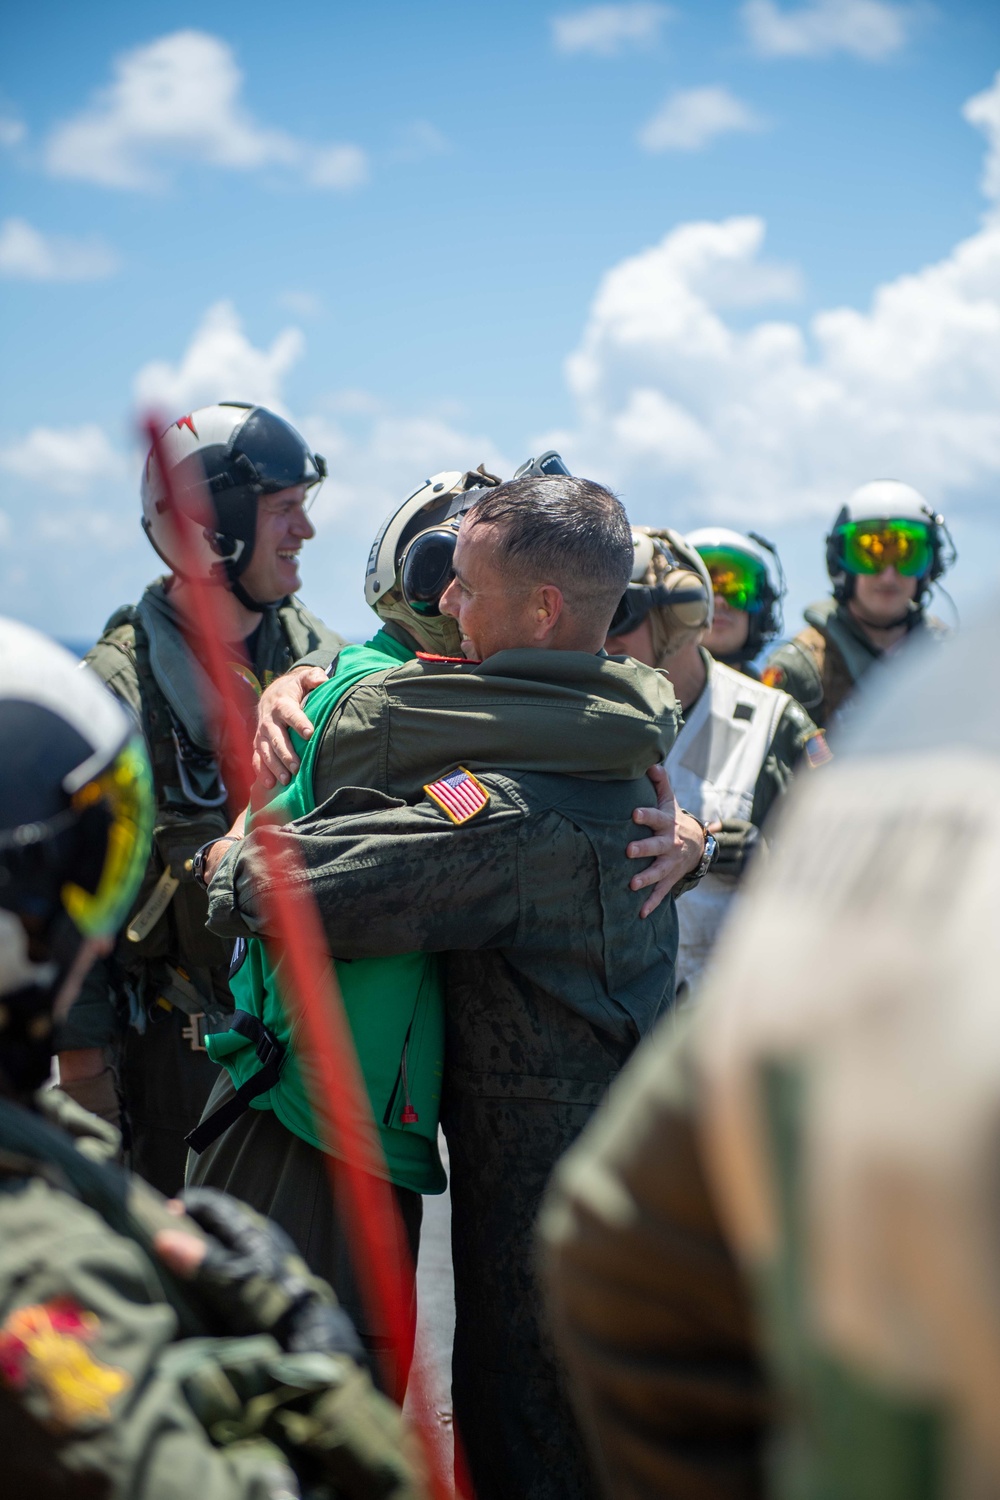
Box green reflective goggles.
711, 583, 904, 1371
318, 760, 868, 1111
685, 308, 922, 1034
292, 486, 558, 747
839, 519, 932, 578
697, 547, 768, 613
62, 736, 154, 940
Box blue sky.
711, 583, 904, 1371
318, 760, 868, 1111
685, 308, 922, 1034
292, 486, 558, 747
2, 0, 998, 643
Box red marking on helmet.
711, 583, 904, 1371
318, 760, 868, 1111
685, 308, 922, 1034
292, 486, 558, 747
175, 414, 198, 437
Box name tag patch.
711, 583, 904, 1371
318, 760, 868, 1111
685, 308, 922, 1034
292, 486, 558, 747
424, 767, 490, 825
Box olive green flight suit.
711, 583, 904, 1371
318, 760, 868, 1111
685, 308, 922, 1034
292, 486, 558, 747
56, 578, 344, 1196
541, 606, 995, 1500
205, 647, 681, 1500
762, 597, 945, 729
0, 1088, 426, 1499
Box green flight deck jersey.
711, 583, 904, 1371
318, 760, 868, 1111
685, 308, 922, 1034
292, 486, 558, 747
206, 629, 447, 1195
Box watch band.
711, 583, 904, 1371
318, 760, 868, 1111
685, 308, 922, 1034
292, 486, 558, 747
670, 813, 718, 898
190, 835, 241, 889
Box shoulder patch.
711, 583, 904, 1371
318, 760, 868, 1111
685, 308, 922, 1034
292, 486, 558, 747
761, 664, 785, 690
804, 730, 834, 769
424, 766, 490, 825
0, 1297, 131, 1431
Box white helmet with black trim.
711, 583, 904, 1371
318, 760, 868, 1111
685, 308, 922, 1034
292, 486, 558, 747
825, 480, 955, 608
0, 619, 154, 1093
687, 525, 786, 663
141, 403, 326, 609
364, 465, 501, 654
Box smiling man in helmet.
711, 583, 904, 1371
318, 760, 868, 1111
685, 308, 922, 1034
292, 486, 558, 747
605, 527, 829, 998
762, 481, 954, 727
55, 403, 345, 1197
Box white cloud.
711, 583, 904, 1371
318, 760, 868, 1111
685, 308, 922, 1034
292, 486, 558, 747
638, 86, 766, 152
552, 3, 672, 56
44, 30, 368, 192
133, 301, 305, 417
964, 71, 1000, 211
0, 115, 25, 148
546, 200, 1000, 530
391, 120, 452, 163
277, 290, 325, 319
742, 0, 917, 60
0, 424, 126, 494
305, 144, 369, 190
0, 218, 120, 281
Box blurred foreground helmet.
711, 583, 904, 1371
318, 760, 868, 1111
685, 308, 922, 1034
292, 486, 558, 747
687, 526, 786, 664
365, 464, 501, 654
825, 480, 955, 607
0, 619, 154, 1092
609, 528, 713, 664
141, 403, 326, 610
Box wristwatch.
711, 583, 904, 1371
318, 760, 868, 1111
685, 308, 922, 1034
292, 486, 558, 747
190, 835, 240, 889
670, 815, 718, 898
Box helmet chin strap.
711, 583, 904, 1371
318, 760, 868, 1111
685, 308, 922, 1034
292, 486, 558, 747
228, 577, 269, 614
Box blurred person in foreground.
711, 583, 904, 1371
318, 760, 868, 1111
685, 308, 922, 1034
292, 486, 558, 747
198, 473, 712, 1500
687, 527, 786, 679
605, 527, 829, 999
763, 480, 954, 727
540, 604, 999, 1499
0, 618, 424, 1500
56, 404, 344, 1195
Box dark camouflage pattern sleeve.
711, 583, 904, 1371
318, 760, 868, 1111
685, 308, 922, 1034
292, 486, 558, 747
208, 780, 525, 957
539, 1009, 773, 1499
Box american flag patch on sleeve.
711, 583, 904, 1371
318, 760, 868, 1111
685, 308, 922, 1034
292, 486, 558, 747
804, 730, 833, 768
423, 767, 490, 824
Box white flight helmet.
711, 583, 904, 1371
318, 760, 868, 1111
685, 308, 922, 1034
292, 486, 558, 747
842, 480, 932, 526
363, 465, 501, 652
141, 403, 325, 607
826, 480, 953, 606
687, 526, 786, 660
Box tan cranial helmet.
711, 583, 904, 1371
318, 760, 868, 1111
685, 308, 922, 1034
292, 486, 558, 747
614, 527, 714, 665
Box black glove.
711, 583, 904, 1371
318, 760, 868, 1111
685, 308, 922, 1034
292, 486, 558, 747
178, 1186, 363, 1361
711, 818, 764, 876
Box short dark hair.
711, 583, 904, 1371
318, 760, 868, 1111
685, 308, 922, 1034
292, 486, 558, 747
467, 474, 633, 633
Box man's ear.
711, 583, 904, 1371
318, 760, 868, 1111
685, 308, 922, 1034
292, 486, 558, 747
532, 584, 565, 643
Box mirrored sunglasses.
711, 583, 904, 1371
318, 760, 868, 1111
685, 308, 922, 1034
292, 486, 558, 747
839, 519, 932, 578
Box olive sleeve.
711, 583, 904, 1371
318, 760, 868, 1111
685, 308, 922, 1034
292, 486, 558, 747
83, 636, 145, 722
538, 1010, 772, 1500
292, 645, 341, 673
749, 699, 822, 830
0, 1174, 429, 1499
761, 637, 826, 718
207, 781, 526, 958
0, 1179, 299, 1499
